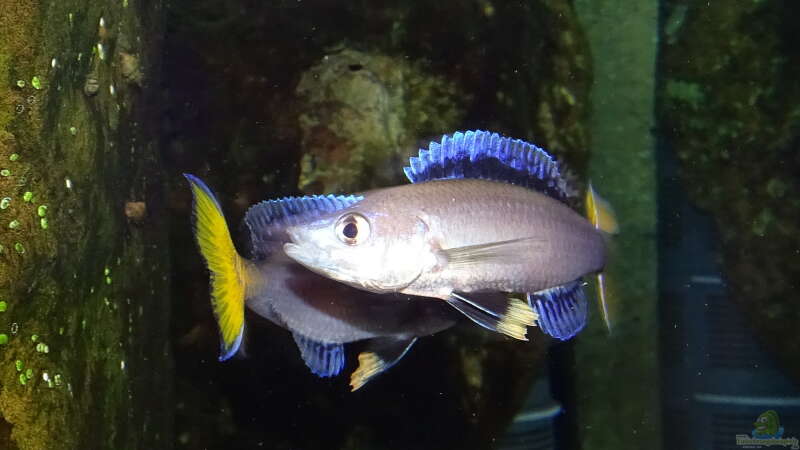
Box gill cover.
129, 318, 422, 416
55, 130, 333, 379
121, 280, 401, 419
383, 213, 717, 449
185, 174, 248, 361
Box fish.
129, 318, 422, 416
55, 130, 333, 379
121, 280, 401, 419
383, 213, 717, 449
184, 174, 458, 390
283, 130, 618, 341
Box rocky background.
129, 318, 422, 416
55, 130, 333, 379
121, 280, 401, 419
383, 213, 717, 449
0, 0, 172, 449
659, 0, 800, 381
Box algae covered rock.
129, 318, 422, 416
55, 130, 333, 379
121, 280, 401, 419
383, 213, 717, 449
295, 47, 465, 193
0, 1, 172, 449
659, 0, 800, 379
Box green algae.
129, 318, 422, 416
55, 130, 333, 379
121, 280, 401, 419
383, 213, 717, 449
0, 334, 7, 345
659, 0, 800, 382
665, 79, 705, 109
0, 0, 172, 448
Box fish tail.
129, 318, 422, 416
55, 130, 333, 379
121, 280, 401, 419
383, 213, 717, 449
585, 182, 618, 333
596, 272, 612, 332
585, 182, 619, 234
184, 174, 249, 361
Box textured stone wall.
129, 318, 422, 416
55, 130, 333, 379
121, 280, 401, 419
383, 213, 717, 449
0, 1, 172, 448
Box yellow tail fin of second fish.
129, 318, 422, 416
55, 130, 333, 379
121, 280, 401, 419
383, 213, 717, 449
185, 174, 249, 361
585, 183, 619, 333
586, 182, 619, 235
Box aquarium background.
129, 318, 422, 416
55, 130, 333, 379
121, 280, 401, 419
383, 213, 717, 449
0, 1, 798, 449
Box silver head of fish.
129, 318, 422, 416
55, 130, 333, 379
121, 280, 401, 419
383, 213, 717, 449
283, 202, 438, 294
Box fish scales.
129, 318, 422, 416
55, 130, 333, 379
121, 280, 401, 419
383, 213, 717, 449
369, 179, 605, 295
285, 177, 606, 299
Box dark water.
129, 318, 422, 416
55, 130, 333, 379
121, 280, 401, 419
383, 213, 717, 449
1, 1, 798, 450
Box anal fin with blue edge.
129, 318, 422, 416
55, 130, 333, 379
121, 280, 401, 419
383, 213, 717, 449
350, 337, 418, 391
292, 332, 345, 378
527, 281, 589, 341
445, 291, 537, 341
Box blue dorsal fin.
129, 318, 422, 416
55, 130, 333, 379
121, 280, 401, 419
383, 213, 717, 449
404, 130, 569, 203
244, 194, 363, 257
292, 332, 345, 378
527, 281, 588, 340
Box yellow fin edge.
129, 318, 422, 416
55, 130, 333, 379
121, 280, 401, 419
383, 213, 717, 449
350, 352, 386, 392
586, 182, 619, 234
186, 174, 248, 361
497, 298, 537, 341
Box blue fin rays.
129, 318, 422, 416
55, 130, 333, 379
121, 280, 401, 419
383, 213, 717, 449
404, 130, 569, 202
292, 332, 345, 378
244, 194, 363, 257
528, 281, 589, 341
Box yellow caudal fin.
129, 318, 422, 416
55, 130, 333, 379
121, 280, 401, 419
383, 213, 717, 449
585, 182, 619, 235
184, 174, 248, 361
585, 183, 618, 333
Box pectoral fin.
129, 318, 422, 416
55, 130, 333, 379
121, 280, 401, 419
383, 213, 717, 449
445, 291, 537, 341
527, 281, 588, 340
441, 238, 544, 268
292, 332, 345, 378
350, 337, 417, 391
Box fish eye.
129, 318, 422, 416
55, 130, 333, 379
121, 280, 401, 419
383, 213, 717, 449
335, 213, 370, 245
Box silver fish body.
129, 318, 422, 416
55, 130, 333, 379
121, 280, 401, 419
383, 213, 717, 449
284, 178, 606, 299
246, 247, 456, 344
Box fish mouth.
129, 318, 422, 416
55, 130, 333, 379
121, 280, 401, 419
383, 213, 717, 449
283, 228, 420, 293
283, 241, 318, 268
283, 229, 319, 265
283, 241, 347, 282
285, 227, 303, 245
